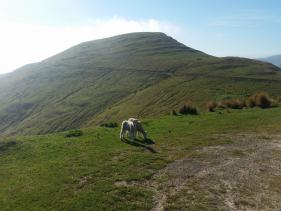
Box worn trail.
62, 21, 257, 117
116, 134, 281, 210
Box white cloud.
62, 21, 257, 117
0, 17, 181, 73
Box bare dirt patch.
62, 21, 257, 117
116, 134, 281, 210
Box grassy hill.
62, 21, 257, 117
0, 32, 281, 135
1, 107, 281, 210
259, 54, 281, 68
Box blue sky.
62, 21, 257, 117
0, 0, 281, 73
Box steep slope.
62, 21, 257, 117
0, 32, 280, 135
259, 54, 281, 68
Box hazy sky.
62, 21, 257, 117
0, 0, 281, 73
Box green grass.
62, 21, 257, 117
0, 107, 281, 210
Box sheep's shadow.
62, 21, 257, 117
122, 138, 157, 153
137, 138, 155, 145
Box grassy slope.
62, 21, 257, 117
0, 32, 281, 135
91, 57, 281, 124
0, 107, 281, 210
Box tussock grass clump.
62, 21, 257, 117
179, 104, 199, 115
217, 101, 227, 109
100, 122, 118, 128
65, 129, 83, 138
248, 92, 273, 109
213, 92, 276, 110
206, 101, 217, 112
246, 96, 256, 108
277, 96, 281, 103
206, 92, 280, 112
220, 98, 246, 109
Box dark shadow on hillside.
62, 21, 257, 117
0, 140, 17, 153
122, 138, 157, 153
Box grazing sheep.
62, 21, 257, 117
120, 120, 136, 141
128, 118, 147, 140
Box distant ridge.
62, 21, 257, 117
0, 32, 281, 135
259, 54, 281, 68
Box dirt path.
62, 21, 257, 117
116, 134, 281, 210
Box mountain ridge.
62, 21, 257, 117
0, 32, 280, 135
259, 54, 281, 68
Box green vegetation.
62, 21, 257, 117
178, 103, 199, 115
100, 122, 118, 128
0, 107, 281, 210
64, 129, 83, 138
0, 32, 281, 135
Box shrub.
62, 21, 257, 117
179, 104, 199, 115
206, 101, 217, 112
65, 129, 83, 138
100, 122, 118, 128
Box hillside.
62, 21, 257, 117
0, 32, 281, 135
259, 54, 281, 68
